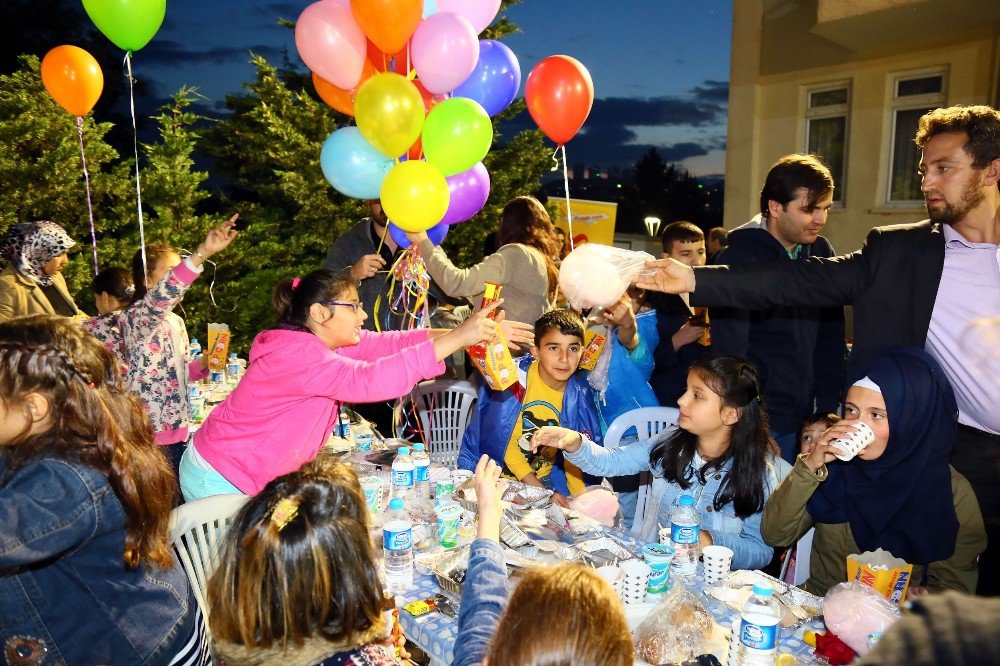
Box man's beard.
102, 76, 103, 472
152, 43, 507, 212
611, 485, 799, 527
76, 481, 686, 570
926, 171, 986, 225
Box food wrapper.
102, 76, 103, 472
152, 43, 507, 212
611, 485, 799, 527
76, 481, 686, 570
823, 581, 901, 656
558, 243, 655, 310
467, 282, 517, 390
632, 584, 718, 665
206, 323, 231, 371
846, 548, 913, 605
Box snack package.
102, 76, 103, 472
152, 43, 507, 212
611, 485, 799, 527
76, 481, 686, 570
466, 282, 517, 390
558, 244, 655, 310
578, 325, 608, 371
823, 581, 901, 656
846, 549, 913, 605
632, 584, 717, 665
206, 323, 231, 371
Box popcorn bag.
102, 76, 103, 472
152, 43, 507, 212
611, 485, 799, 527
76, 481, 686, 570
206, 323, 231, 371
467, 283, 517, 391
846, 549, 913, 605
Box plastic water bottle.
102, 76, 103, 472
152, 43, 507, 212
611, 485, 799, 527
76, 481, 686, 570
391, 446, 415, 500
226, 353, 242, 387
382, 498, 413, 594
338, 406, 352, 439
669, 494, 701, 578
738, 582, 781, 665
411, 443, 431, 499
189, 338, 201, 361
188, 385, 205, 422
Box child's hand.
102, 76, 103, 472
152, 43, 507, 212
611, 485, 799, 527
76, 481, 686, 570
454, 299, 503, 347
530, 426, 583, 454
474, 455, 506, 542
199, 214, 239, 259
551, 492, 570, 509
600, 295, 638, 350
405, 230, 429, 246
494, 310, 534, 350
671, 320, 706, 350
803, 422, 858, 472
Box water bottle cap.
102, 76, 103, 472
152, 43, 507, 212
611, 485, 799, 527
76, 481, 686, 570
397, 446, 411, 455
413, 443, 425, 451
388, 498, 404, 510
752, 582, 773, 597
229, 353, 237, 358
191, 338, 199, 343
679, 495, 695, 507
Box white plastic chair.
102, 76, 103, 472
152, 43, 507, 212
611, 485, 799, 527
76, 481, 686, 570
169, 493, 249, 618
399, 379, 477, 467
779, 528, 815, 586
604, 406, 679, 538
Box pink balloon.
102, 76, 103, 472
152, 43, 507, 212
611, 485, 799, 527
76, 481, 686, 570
295, 1, 367, 90
411, 12, 480, 95
437, 0, 500, 34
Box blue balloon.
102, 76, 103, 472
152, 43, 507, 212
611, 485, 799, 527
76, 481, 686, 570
320, 127, 394, 199
389, 221, 449, 249
453, 40, 521, 117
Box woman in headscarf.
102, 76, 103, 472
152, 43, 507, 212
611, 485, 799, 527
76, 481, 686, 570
761, 347, 986, 597
0, 221, 80, 320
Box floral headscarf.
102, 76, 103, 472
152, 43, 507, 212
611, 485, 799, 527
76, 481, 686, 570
0, 221, 75, 286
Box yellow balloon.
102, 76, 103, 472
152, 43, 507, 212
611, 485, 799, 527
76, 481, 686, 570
355, 73, 425, 158
380, 161, 450, 232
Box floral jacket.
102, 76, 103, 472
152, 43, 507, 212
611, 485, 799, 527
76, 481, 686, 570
84, 259, 208, 444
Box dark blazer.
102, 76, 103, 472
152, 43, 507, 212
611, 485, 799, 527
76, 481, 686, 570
691, 220, 945, 381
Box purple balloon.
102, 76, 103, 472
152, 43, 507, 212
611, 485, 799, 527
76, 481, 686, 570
441, 162, 491, 224
453, 40, 521, 117
389, 221, 449, 249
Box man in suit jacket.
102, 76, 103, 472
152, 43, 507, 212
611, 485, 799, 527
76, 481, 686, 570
637, 104, 1000, 595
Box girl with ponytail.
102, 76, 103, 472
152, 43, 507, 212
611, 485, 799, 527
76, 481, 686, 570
0, 315, 209, 665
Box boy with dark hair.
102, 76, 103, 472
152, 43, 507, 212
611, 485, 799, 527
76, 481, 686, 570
458, 309, 602, 506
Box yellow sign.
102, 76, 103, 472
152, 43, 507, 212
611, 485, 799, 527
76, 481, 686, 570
553, 198, 618, 247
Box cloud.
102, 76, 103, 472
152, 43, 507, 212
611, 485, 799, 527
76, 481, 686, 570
689, 79, 729, 104
141, 39, 283, 66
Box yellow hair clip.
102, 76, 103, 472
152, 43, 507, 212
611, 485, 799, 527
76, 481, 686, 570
270, 497, 300, 531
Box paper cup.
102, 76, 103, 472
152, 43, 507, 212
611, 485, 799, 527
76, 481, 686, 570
702, 544, 734, 585
658, 526, 671, 545
435, 502, 462, 549
833, 421, 876, 461
452, 469, 473, 487
596, 565, 623, 587
359, 476, 384, 516
641, 543, 675, 594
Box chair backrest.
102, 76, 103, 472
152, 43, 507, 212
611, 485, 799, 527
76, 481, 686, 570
169, 493, 249, 618
604, 406, 680, 449
401, 379, 477, 467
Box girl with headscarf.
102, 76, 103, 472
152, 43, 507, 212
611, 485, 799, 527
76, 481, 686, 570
761, 347, 986, 597
0, 221, 81, 320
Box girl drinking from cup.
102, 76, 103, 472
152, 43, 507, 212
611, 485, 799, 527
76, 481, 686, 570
532, 355, 791, 571
761, 347, 986, 596
0, 315, 207, 665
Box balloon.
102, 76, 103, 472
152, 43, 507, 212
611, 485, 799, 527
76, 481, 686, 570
411, 12, 479, 95
380, 161, 450, 232
442, 163, 490, 224
41, 46, 104, 116
453, 40, 520, 116
525, 55, 594, 146
312, 61, 377, 116
82, 0, 165, 52
351, 0, 422, 54
295, 1, 367, 90
320, 127, 394, 199
423, 0, 439, 18
367, 39, 407, 73
422, 97, 493, 176
437, 0, 500, 34
388, 221, 448, 248
354, 73, 425, 158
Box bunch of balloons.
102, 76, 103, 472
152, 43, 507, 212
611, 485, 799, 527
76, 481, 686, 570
302, 0, 519, 239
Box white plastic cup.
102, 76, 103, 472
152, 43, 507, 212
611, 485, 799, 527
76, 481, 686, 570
702, 544, 734, 585
596, 565, 623, 587
832, 421, 876, 461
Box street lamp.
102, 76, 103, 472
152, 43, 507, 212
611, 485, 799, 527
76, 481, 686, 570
644, 216, 662, 238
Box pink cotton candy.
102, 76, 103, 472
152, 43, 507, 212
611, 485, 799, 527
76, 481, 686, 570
570, 487, 620, 527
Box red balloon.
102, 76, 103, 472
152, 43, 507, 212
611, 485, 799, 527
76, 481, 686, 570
367, 39, 408, 73
524, 55, 594, 146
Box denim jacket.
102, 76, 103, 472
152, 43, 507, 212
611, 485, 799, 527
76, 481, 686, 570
566, 430, 792, 570
453, 539, 509, 666
0, 454, 196, 665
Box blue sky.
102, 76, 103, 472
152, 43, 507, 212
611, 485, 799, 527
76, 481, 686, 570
138, 0, 732, 175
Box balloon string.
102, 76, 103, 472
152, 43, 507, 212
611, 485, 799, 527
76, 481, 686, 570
124, 52, 148, 285
561, 144, 575, 251
76, 116, 99, 275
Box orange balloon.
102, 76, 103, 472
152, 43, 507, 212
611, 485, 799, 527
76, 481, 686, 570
313, 60, 378, 116
351, 0, 422, 55
41, 45, 104, 117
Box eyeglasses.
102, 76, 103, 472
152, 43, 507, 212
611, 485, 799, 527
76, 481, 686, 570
320, 300, 363, 312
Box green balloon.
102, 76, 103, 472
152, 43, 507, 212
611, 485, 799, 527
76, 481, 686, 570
83, 0, 167, 52
422, 97, 493, 177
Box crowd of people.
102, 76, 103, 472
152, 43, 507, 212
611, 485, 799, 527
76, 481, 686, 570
0, 103, 997, 665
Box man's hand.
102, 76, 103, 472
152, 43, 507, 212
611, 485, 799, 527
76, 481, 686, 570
635, 258, 696, 294
350, 254, 386, 281
405, 230, 430, 246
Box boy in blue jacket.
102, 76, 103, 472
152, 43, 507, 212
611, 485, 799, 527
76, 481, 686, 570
458, 309, 602, 507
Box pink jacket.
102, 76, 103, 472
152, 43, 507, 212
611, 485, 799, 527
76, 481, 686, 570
192, 326, 444, 494
84, 260, 208, 445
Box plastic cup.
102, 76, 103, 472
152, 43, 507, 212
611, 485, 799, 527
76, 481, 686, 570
435, 480, 455, 506
355, 432, 374, 452
596, 565, 622, 587
452, 469, 473, 487
641, 543, 675, 594
359, 476, 384, 516
435, 502, 462, 548
702, 544, 734, 585
832, 421, 876, 461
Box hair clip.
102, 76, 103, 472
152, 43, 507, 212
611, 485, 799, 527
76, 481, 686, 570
291, 277, 302, 291
87, 383, 96, 390
270, 497, 300, 531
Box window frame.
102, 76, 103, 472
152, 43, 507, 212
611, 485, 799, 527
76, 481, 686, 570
884, 66, 949, 205
803, 80, 851, 208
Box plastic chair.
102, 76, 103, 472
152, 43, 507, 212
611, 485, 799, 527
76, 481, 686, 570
399, 379, 477, 467
169, 493, 249, 617
603, 406, 679, 538
779, 528, 815, 586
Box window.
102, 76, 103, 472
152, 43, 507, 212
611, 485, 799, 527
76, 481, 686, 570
887, 69, 947, 203
805, 82, 850, 205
